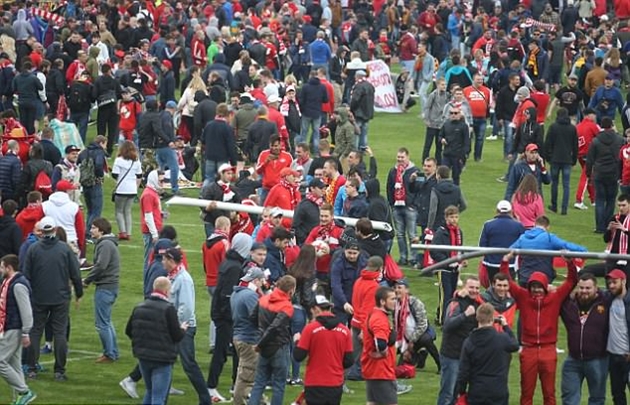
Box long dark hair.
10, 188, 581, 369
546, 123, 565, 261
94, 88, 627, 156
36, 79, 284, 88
289, 245, 316, 282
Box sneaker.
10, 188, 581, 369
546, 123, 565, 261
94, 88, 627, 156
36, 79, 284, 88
14, 389, 37, 405
169, 387, 185, 395
119, 377, 139, 399
485, 135, 498, 140
556, 347, 565, 354
95, 355, 114, 363
289, 378, 303, 386
496, 175, 507, 183
40, 344, 52, 354
396, 382, 412, 395
342, 384, 354, 394
208, 388, 228, 403
54, 372, 67, 381
574, 202, 588, 210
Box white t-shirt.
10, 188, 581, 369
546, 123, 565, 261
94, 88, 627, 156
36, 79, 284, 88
112, 157, 142, 195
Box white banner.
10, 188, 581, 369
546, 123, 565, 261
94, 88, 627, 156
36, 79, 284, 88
366, 59, 402, 113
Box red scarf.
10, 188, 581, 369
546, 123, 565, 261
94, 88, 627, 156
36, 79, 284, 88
281, 178, 299, 207
447, 224, 463, 258
395, 294, 411, 351
238, 280, 263, 297
317, 222, 334, 242
150, 290, 170, 301
394, 164, 407, 205
280, 97, 301, 117
306, 191, 324, 207
0, 273, 16, 336
217, 180, 236, 201
167, 263, 185, 281
296, 155, 310, 167
607, 214, 630, 255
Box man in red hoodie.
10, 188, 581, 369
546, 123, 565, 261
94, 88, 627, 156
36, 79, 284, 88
304, 203, 345, 280
575, 108, 600, 209
264, 167, 301, 229
16, 191, 44, 240
499, 254, 578, 405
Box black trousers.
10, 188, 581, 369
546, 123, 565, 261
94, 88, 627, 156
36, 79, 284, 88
609, 353, 630, 405
28, 301, 70, 374
207, 319, 238, 388
97, 104, 119, 154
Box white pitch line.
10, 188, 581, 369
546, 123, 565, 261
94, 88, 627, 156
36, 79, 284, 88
117, 244, 201, 254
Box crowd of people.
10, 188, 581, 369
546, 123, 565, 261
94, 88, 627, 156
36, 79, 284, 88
2, 0, 630, 404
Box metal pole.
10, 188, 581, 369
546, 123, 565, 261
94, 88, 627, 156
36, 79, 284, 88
411, 244, 630, 276
166, 196, 394, 232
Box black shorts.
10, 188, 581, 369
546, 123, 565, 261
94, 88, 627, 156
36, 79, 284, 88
304, 385, 343, 405
366, 379, 397, 404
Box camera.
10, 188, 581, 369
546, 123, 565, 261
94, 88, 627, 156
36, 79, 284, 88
493, 317, 502, 324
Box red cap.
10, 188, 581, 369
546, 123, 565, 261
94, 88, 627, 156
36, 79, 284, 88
606, 269, 627, 280
56, 180, 77, 192
279, 167, 299, 178
525, 143, 539, 152
162, 60, 172, 70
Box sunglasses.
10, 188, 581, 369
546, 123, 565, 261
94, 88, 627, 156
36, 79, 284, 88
450, 111, 460, 115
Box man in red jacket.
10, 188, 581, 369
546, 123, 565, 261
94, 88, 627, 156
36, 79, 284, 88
574, 108, 600, 209
304, 203, 344, 279
500, 254, 578, 405
256, 135, 293, 204
264, 167, 301, 229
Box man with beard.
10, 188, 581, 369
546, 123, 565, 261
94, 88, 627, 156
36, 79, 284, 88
605, 269, 630, 405
547, 73, 585, 124
560, 273, 609, 405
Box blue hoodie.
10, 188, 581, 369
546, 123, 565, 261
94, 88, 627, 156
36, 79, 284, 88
230, 285, 261, 344
510, 227, 586, 283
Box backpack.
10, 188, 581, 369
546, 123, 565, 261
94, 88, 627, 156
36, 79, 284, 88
34, 170, 53, 197
79, 151, 97, 187
67, 84, 88, 111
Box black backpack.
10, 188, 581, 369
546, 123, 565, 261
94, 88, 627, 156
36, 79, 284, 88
67, 83, 88, 111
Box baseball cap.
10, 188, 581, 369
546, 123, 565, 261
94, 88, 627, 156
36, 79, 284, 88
314, 295, 332, 307
286, 85, 296, 93
153, 238, 174, 256
280, 167, 299, 178
38, 216, 57, 231
395, 278, 410, 287
270, 207, 284, 218
345, 238, 361, 251
568, 73, 578, 80
65, 144, 81, 153
525, 143, 539, 152
309, 178, 328, 189
606, 74, 615, 80
218, 163, 235, 173
606, 269, 627, 280
496, 200, 512, 213
267, 94, 281, 104
240, 267, 266, 282
162, 60, 172, 69
165, 100, 177, 109
56, 180, 77, 192
164, 247, 182, 263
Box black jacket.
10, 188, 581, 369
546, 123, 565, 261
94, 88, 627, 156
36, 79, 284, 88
138, 110, 167, 149
202, 119, 238, 165
455, 326, 519, 402
200, 181, 241, 224
386, 163, 420, 208
512, 107, 544, 155
298, 77, 328, 119
410, 173, 437, 229
212, 249, 246, 322
13, 71, 43, 105
293, 198, 320, 245
495, 85, 519, 121
254, 287, 294, 358
428, 180, 467, 230
159, 70, 175, 106
23, 236, 83, 305
193, 91, 217, 146
440, 295, 480, 359
0, 215, 22, 257
544, 115, 578, 165
126, 296, 185, 364
67, 80, 94, 113
0, 152, 21, 201
365, 179, 394, 241
245, 119, 277, 162
358, 233, 387, 259
586, 129, 624, 180
92, 74, 122, 107
350, 80, 375, 122
439, 119, 471, 158
45, 67, 66, 105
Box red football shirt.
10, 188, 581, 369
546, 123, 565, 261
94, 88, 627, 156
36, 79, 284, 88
297, 312, 353, 387
361, 307, 396, 380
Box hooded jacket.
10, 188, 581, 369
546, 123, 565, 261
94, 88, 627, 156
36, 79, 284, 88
42, 191, 85, 250
365, 179, 394, 241
510, 226, 586, 283
350, 79, 375, 122
428, 180, 467, 230
15, 203, 43, 240
481, 287, 518, 329
334, 108, 355, 158
479, 214, 525, 267
263, 238, 287, 283
544, 115, 579, 165
299, 77, 328, 119
255, 287, 294, 358
203, 232, 229, 287
138, 109, 167, 149
84, 235, 119, 289
0, 151, 21, 201
586, 129, 624, 181
350, 270, 381, 330
202, 116, 238, 165
500, 260, 578, 346
13, 70, 43, 106
330, 251, 369, 308
561, 289, 609, 360
212, 249, 247, 322
512, 107, 544, 155
424, 89, 450, 128
192, 91, 217, 146
0, 215, 22, 257
232, 102, 257, 142
86, 46, 101, 81
13, 10, 33, 41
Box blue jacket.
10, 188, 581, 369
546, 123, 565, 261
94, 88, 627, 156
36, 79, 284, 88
0, 152, 21, 200
309, 39, 331, 65
479, 214, 525, 267
298, 77, 328, 119
263, 238, 287, 283
588, 85, 625, 120
334, 182, 367, 216
510, 227, 586, 283
504, 159, 550, 201
230, 285, 261, 344
330, 251, 369, 307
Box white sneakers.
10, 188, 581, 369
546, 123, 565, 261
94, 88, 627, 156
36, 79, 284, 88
119, 377, 139, 399
486, 135, 498, 140
208, 388, 230, 403
574, 202, 589, 210
169, 387, 184, 395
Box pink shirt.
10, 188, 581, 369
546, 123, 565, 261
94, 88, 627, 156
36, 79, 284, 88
512, 194, 545, 228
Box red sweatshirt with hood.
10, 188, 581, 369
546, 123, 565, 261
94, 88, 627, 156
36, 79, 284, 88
350, 269, 380, 330
500, 259, 577, 346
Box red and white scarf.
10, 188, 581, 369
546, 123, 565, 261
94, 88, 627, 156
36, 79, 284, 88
167, 263, 185, 281
0, 273, 16, 336
317, 223, 334, 243
447, 224, 463, 259
217, 180, 235, 202
280, 97, 301, 117
281, 178, 300, 208
238, 280, 263, 297
306, 191, 324, 207
607, 214, 630, 255
394, 164, 407, 206
395, 295, 411, 352
150, 290, 170, 301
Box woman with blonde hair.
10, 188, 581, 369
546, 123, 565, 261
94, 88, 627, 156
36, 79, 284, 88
511, 173, 545, 228
112, 140, 143, 240
604, 47, 622, 87
177, 66, 207, 142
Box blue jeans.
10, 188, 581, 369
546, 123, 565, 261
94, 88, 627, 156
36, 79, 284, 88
84, 184, 103, 237
550, 164, 572, 212
594, 178, 618, 232
203, 159, 227, 188
142, 233, 155, 276
138, 359, 173, 405
248, 344, 289, 405
300, 116, 322, 155
442, 155, 464, 186
70, 111, 89, 143
356, 120, 369, 149
503, 123, 514, 158
94, 287, 119, 360
290, 306, 307, 380
156, 147, 179, 192
179, 326, 212, 405
472, 117, 487, 161
437, 355, 460, 405
561, 355, 608, 405
393, 206, 418, 263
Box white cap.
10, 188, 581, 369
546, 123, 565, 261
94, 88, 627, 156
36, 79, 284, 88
218, 163, 235, 173
267, 94, 281, 104
38, 216, 57, 231
270, 207, 284, 218
496, 200, 512, 213
314, 295, 331, 306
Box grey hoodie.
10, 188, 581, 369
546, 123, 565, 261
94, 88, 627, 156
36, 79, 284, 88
423, 89, 450, 128
84, 234, 120, 289
13, 10, 33, 41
